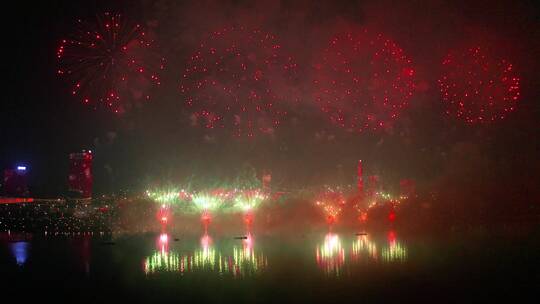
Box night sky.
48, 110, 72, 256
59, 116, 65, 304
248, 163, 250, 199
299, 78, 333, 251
1, 0, 539, 197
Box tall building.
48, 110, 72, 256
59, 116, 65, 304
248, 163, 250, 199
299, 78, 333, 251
68, 150, 93, 198
2, 166, 29, 197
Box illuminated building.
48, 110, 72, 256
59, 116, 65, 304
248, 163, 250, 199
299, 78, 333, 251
68, 150, 93, 198
2, 166, 29, 197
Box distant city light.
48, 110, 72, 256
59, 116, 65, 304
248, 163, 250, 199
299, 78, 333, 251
16, 166, 27, 171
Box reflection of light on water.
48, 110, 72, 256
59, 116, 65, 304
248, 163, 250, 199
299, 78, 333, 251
189, 234, 218, 271
144, 234, 267, 277
316, 233, 345, 276
144, 233, 179, 273
200, 234, 212, 250
351, 235, 378, 261
10, 242, 30, 266
159, 233, 169, 253
317, 231, 408, 275
381, 242, 407, 263
193, 235, 217, 270
381, 231, 407, 263
229, 234, 267, 277
144, 251, 180, 273
381, 241, 407, 263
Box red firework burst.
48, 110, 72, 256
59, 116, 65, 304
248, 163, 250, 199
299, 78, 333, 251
315, 188, 346, 224
180, 26, 298, 137
57, 12, 165, 114
313, 30, 416, 133
438, 46, 520, 124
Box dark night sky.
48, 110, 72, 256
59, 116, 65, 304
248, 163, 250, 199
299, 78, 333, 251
1, 0, 539, 196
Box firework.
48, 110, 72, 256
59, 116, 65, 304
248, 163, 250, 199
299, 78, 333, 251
192, 192, 225, 227
234, 189, 268, 227
438, 46, 520, 123
146, 187, 193, 205
315, 188, 346, 225
57, 12, 165, 114
313, 30, 416, 132
209, 187, 237, 202
180, 26, 299, 137
192, 192, 225, 212
147, 189, 177, 205
234, 189, 267, 212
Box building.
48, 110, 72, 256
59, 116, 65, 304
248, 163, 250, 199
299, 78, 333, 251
2, 166, 29, 197
68, 150, 93, 198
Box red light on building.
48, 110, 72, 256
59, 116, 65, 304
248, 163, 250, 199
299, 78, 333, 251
68, 150, 93, 198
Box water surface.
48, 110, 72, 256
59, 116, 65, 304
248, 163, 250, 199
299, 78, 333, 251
1, 230, 538, 302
